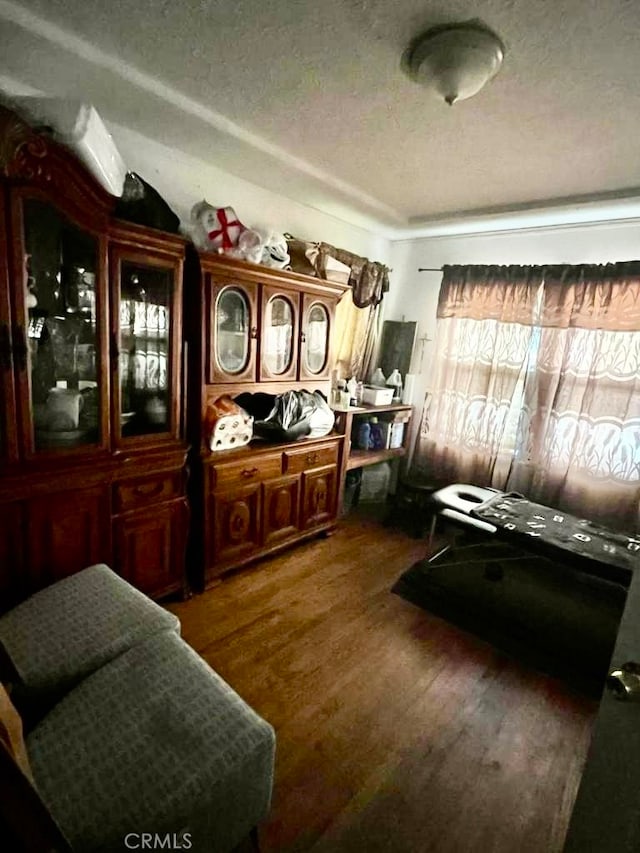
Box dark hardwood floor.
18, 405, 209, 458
166, 507, 597, 853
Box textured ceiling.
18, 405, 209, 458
2, 0, 640, 232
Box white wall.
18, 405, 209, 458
386, 218, 640, 450
0, 75, 392, 264
111, 122, 392, 264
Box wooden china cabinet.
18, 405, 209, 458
0, 106, 189, 609
185, 251, 347, 588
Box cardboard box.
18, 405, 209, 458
362, 386, 394, 406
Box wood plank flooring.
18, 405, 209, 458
166, 508, 597, 853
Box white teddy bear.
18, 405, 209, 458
189, 200, 246, 253
260, 231, 290, 269
231, 228, 290, 269
189, 200, 290, 270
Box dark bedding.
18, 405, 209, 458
471, 492, 639, 584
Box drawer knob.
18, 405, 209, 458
133, 481, 165, 498
306, 452, 319, 464
241, 467, 259, 478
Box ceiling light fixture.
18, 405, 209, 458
402, 21, 505, 106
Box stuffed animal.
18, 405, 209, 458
229, 228, 291, 269
259, 231, 290, 269
190, 200, 246, 253
229, 228, 265, 265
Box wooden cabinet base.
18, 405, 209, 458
0, 448, 189, 611
204, 520, 338, 588
198, 435, 344, 588
114, 498, 189, 599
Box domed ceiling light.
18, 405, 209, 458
402, 21, 505, 105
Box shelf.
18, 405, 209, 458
346, 446, 406, 470
333, 403, 412, 415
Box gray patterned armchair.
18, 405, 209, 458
0, 565, 276, 852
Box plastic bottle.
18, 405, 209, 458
369, 415, 384, 450
386, 368, 403, 403
347, 376, 358, 407
371, 367, 386, 387
357, 419, 371, 450
335, 379, 348, 408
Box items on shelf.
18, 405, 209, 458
188, 200, 291, 269
8, 96, 128, 196
333, 378, 350, 408
402, 373, 416, 405
205, 395, 254, 452
357, 418, 371, 450
371, 367, 386, 386
347, 376, 358, 406
115, 172, 181, 233
368, 416, 385, 450
386, 368, 403, 403
362, 385, 393, 406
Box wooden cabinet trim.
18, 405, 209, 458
207, 277, 259, 384
262, 474, 301, 546
284, 442, 339, 474
208, 452, 283, 491
114, 471, 183, 513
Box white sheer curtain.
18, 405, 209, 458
506, 264, 640, 531
413, 263, 640, 530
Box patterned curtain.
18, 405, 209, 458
414, 262, 640, 530
506, 263, 640, 531
413, 265, 543, 485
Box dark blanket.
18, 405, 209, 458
471, 493, 639, 583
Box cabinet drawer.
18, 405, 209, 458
114, 471, 183, 512
209, 453, 283, 491
284, 442, 339, 474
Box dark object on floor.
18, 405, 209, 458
385, 475, 438, 537
114, 172, 181, 233
392, 540, 628, 696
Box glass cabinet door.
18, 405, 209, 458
0, 203, 18, 466
17, 198, 103, 455
115, 257, 177, 441
209, 280, 258, 383
216, 287, 250, 374
299, 294, 333, 381
260, 284, 299, 382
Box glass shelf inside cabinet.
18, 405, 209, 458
119, 262, 171, 437
23, 199, 100, 451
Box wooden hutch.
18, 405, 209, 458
184, 252, 348, 589
0, 106, 189, 609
